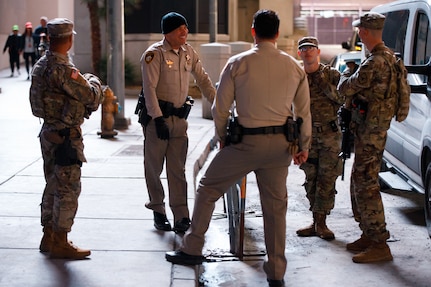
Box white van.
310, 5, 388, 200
371, 0, 431, 237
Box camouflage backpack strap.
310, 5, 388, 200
393, 55, 410, 122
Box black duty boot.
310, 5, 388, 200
173, 218, 191, 233
153, 211, 172, 231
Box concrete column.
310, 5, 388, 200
107, 0, 129, 129
200, 43, 231, 119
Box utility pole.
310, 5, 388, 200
107, 0, 128, 129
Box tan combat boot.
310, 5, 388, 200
39, 226, 53, 252
314, 213, 335, 240
346, 234, 373, 252
296, 215, 316, 237
352, 241, 393, 263
50, 231, 91, 260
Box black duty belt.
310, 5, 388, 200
242, 125, 284, 135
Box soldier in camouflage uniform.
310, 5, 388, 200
296, 37, 343, 240
338, 12, 395, 263
29, 18, 103, 260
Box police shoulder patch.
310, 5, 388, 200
71, 68, 80, 80
145, 52, 155, 64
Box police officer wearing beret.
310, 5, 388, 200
140, 12, 216, 233
30, 18, 103, 260
338, 12, 395, 263
166, 10, 312, 286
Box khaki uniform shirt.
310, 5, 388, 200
213, 42, 312, 151
140, 38, 215, 118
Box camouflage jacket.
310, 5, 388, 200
30, 50, 103, 130
338, 43, 396, 130
307, 63, 343, 123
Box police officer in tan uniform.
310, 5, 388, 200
166, 10, 311, 287
338, 12, 394, 263
296, 37, 343, 240
140, 12, 216, 233
30, 18, 103, 259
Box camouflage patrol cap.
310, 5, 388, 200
298, 36, 319, 49
352, 12, 385, 30
47, 18, 76, 38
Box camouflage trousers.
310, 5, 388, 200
300, 130, 342, 214
350, 124, 390, 242
40, 129, 82, 232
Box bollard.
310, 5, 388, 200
97, 85, 119, 138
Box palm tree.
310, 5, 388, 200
83, 0, 142, 77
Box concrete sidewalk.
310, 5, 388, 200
0, 68, 217, 286
1, 67, 430, 287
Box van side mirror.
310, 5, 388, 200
405, 59, 431, 99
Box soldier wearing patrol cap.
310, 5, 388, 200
30, 17, 104, 260
338, 12, 395, 263
140, 12, 216, 233
296, 36, 343, 241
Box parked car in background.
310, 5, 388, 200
328, 51, 362, 73
371, 0, 431, 238
342, 30, 362, 51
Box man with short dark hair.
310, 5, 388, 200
166, 9, 312, 287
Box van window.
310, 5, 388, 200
382, 10, 409, 58
413, 12, 431, 66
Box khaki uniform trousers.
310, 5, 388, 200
143, 116, 189, 222
181, 133, 292, 280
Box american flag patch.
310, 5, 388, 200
71, 69, 79, 80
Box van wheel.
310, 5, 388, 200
425, 163, 431, 238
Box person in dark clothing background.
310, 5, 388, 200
3, 25, 21, 77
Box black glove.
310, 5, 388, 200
154, 116, 169, 140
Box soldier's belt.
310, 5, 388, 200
242, 125, 284, 135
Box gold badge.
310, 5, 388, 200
145, 52, 154, 64
185, 55, 191, 64
166, 59, 174, 68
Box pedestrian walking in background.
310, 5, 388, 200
296, 36, 343, 240
166, 9, 312, 287
140, 12, 216, 233
3, 25, 21, 77
34, 16, 48, 59
20, 22, 37, 80
29, 18, 103, 260
338, 12, 399, 263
